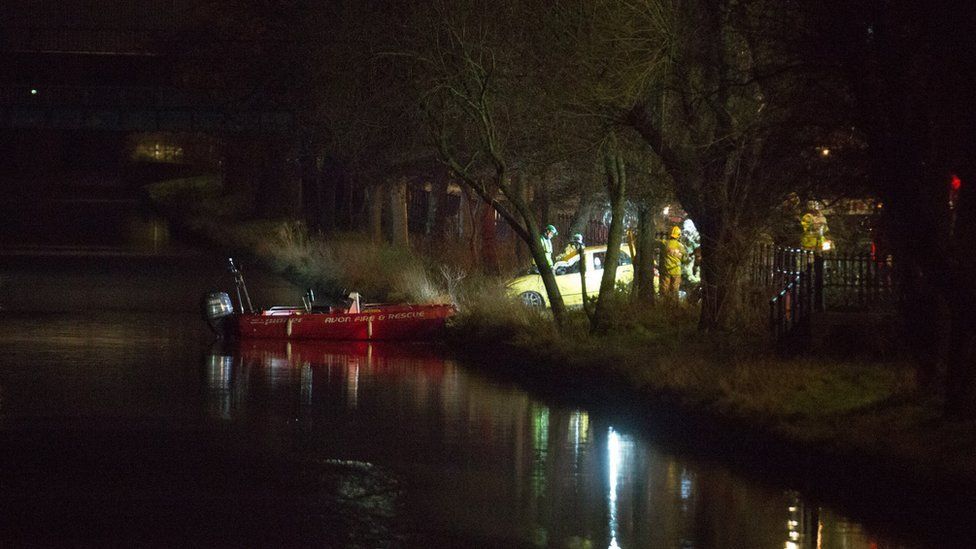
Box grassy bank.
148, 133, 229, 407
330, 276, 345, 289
456, 288, 971, 447
148, 178, 976, 503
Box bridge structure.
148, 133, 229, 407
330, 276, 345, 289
0, 17, 307, 246
0, 25, 294, 134
0, 84, 294, 134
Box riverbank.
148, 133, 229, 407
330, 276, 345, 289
147, 187, 976, 542
446, 300, 976, 542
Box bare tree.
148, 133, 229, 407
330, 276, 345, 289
392, 0, 575, 324
591, 134, 628, 333
559, 0, 843, 330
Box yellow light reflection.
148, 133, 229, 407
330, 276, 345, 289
569, 410, 589, 453
785, 491, 823, 549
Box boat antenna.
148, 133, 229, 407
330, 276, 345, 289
226, 257, 254, 313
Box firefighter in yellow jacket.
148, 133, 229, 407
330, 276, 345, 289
800, 203, 830, 251
661, 226, 684, 297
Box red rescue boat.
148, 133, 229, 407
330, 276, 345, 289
203, 258, 455, 341
234, 302, 455, 340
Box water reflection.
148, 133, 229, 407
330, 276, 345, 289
607, 427, 624, 549
203, 340, 908, 548
205, 353, 234, 420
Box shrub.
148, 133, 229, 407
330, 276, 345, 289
248, 222, 448, 304
447, 274, 558, 346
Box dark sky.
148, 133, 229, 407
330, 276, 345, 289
2, 1, 193, 29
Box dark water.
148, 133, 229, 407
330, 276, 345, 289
0, 197, 166, 249
0, 255, 936, 547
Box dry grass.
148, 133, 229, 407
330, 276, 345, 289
453, 285, 922, 435
447, 274, 559, 346
244, 221, 452, 304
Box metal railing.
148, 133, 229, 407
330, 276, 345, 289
769, 264, 815, 342
749, 244, 816, 295
766, 249, 895, 342
820, 252, 895, 311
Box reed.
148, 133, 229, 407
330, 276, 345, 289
245, 222, 449, 304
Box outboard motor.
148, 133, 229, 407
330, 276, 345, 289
202, 291, 235, 337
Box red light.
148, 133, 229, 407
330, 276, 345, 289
951, 174, 962, 190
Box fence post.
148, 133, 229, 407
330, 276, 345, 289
814, 253, 825, 312
858, 252, 866, 308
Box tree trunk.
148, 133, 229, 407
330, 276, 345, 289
945, 302, 976, 418
300, 153, 319, 230
368, 183, 385, 243
530, 232, 567, 325
944, 155, 976, 415
389, 177, 410, 247
501, 177, 568, 326
513, 173, 530, 267
592, 148, 627, 334
264, 141, 302, 218
696, 213, 744, 332
459, 187, 481, 269
633, 203, 657, 305
428, 176, 451, 237
342, 175, 354, 230
532, 177, 552, 232
319, 157, 341, 232
480, 203, 500, 275
568, 194, 601, 240
579, 244, 592, 321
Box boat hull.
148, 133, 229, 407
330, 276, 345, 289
234, 303, 454, 341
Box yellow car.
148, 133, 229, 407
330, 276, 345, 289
506, 244, 635, 307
